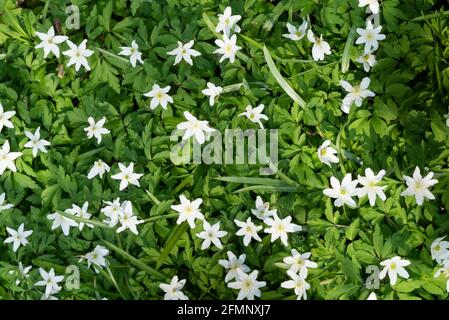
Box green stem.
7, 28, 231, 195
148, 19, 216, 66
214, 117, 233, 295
145, 189, 161, 205
96, 47, 129, 63
290, 61, 340, 79
57, 210, 110, 229
102, 240, 168, 281
222, 83, 244, 93
142, 213, 178, 223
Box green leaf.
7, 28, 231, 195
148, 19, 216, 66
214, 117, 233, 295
263, 45, 306, 108
156, 222, 189, 270
102, 240, 168, 281
395, 280, 422, 293
341, 27, 356, 73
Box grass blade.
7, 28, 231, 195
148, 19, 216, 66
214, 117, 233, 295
102, 240, 167, 281
262, 1, 290, 31
341, 27, 356, 74
263, 45, 306, 108
156, 222, 189, 270
233, 185, 298, 193
57, 210, 110, 229
215, 176, 294, 187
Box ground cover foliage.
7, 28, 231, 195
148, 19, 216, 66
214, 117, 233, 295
0, 0, 449, 300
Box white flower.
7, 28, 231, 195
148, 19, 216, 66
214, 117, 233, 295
202, 82, 223, 106
159, 276, 189, 300
317, 140, 339, 167
35, 26, 68, 58
0, 140, 22, 175
66, 202, 93, 231
170, 195, 204, 228
323, 174, 359, 208
214, 34, 241, 63
356, 51, 377, 72
401, 167, 438, 206
434, 261, 449, 293
251, 196, 276, 220
340, 77, 375, 114
118, 40, 143, 67
47, 211, 78, 236
15, 262, 32, 285
356, 21, 386, 53
143, 84, 173, 110
219, 251, 250, 282
167, 40, 201, 66
176, 111, 215, 145
101, 198, 123, 227
111, 162, 143, 191
87, 159, 110, 179
35, 268, 64, 299
281, 270, 310, 300
283, 21, 308, 41
196, 220, 227, 250
283, 250, 317, 278
0, 193, 14, 212
264, 213, 302, 246
239, 104, 268, 129
228, 270, 266, 300
117, 200, 144, 235
359, 0, 380, 15
367, 292, 377, 300
430, 237, 449, 264
83, 245, 109, 273
0, 102, 16, 132
234, 217, 262, 246
357, 168, 387, 206
62, 39, 94, 71
307, 30, 331, 61
24, 127, 51, 157
40, 290, 59, 300
84, 117, 110, 144
215, 6, 241, 37
379, 256, 411, 286
4, 223, 33, 252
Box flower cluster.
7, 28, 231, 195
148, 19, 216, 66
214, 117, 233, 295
1, 0, 446, 301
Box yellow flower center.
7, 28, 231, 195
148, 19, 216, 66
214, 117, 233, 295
224, 44, 233, 54
414, 181, 423, 192
366, 32, 375, 41
368, 181, 377, 187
